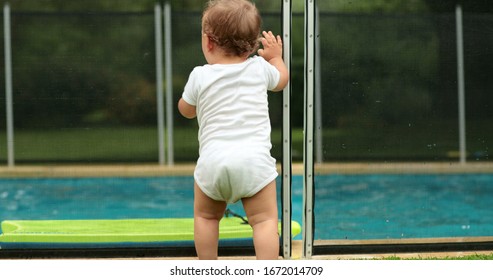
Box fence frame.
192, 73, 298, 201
281, 0, 293, 259
302, 0, 315, 259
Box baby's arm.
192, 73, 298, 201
258, 31, 289, 92
178, 98, 196, 119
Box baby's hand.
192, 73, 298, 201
258, 31, 283, 62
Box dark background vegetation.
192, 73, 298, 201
0, 0, 491, 162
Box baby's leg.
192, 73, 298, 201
194, 182, 227, 260
242, 180, 279, 260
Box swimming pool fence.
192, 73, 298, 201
2, 1, 493, 165
303, 1, 493, 258
1, 0, 493, 259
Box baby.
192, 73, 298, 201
178, 0, 289, 260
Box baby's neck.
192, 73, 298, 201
208, 52, 249, 65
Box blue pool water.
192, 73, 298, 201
311, 174, 493, 240
1, 174, 492, 240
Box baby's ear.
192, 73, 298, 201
204, 35, 215, 51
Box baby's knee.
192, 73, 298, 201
195, 209, 225, 221
247, 212, 277, 228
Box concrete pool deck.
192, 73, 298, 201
1, 162, 492, 177
1, 162, 492, 259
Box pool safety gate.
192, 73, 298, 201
302, 1, 493, 258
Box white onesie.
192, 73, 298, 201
181, 56, 280, 203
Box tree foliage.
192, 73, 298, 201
319, 0, 428, 13
424, 0, 493, 13
7, 0, 155, 11
3, 0, 492, 129
7, 0, 492, 13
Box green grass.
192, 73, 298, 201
315, 120, 492, 161
0, 127, 199, 163
0, 119, 491, 163
381, 253, 493, 260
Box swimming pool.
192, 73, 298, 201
311, 174, 493, 240
1, 174, 492, 240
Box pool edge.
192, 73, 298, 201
1, 162, 492, 178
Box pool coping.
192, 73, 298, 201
0, 162, 492, 177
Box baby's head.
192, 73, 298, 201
202, 0, 261, 57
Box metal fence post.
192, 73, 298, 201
164, 1, 174, 166
281, 0, 292, 259
456, 5, 467, 164
314, 5, 322, 164
4, 3, 14, 167
155, 3, 166, 165
303, 0, 315, 259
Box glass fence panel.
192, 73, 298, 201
7, 11, 158, 163
463, 14, 493, 161
313, 11, 493, 250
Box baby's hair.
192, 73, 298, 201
202, 0, 261, 56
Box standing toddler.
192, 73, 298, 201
178, 0, 289, 260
